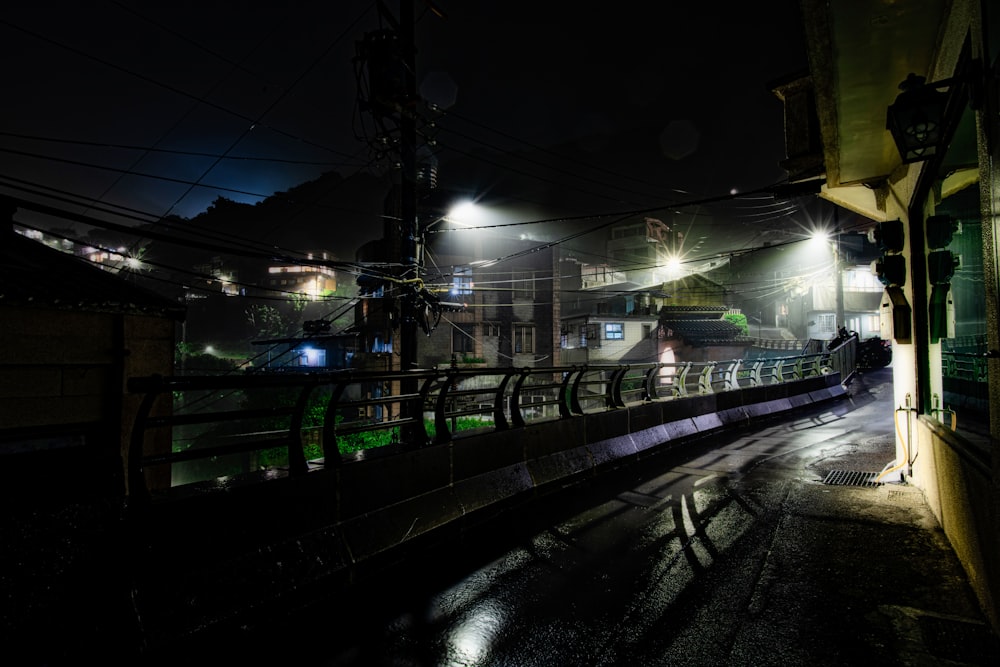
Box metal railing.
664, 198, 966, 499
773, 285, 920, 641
127, 344, 848, 501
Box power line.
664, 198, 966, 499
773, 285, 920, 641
0, 130, 354, 167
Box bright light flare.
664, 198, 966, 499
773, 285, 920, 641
665, 256, 684, 279
807, 229, 833, 252
446, 200, 487, 226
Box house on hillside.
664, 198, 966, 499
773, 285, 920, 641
560, 268, 747, 366
559, 266, 667, 365
2, 203, 185, 497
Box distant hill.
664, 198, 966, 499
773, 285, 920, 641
144, 170, 391, 271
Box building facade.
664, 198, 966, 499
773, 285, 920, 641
782, 0, 1000, 631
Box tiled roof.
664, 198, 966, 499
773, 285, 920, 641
1, 231, 186, 320
661, 318, 743, 345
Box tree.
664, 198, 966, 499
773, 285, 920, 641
724, 312, 749, 335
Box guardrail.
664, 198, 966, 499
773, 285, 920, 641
127, 344, 850, 502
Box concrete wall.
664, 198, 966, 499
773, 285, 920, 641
1, 306, 175, 497
911, 416, 998, 632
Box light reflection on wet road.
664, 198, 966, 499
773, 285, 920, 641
244, 370, 901, 665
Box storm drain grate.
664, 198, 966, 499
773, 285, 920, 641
822, 470, 881, 487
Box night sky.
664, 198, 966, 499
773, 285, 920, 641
1, 1, 814, 263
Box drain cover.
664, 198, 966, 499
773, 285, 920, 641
822, 470, 881, 487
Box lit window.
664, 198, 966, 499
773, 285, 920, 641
605, 323, 624, 340
451, 266, 473, 295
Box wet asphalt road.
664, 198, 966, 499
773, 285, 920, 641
173, 367, 995, 666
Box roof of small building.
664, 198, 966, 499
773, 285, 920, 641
660, 318, 744, 346
1, 230, 186, 320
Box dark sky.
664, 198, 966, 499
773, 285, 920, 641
0, 1, 813, 260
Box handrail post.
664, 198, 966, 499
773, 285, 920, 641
126, 388, 159, 508
434, 372, 456, 444
287, 383, 314, 475
698, 362, 716, 394
772, 359, 784, 384
724, 360, 742, 391
492, 370, 515, 430
675, 362, 690, 396
643, 365, 660, 401
510, 369, 530, 427
608, 365, 629, 408
569, 366, 588, 415
322, 380, 348, 466
556, 368, 575, 419
413, 375, 435, 446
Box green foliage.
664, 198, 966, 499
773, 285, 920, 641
460, 356, 486, 364
335, 423, 398, 455
724, 312, 749, 335
181, 386, 496, 472
424, 416, 491, 440
177, 350, 237, 373
245, 304, 291, 339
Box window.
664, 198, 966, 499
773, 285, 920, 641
513, 271, 535, 300
642, 324, 652, 339
484, 322, 500, 337
605, 323, 624, 340
514, 324, 534, 353
817, 313, 836, 335
452, 324, 475, 354
451, 266, 473, 295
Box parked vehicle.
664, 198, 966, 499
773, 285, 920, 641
857, 336, 892, 370
828, 328, 891, 370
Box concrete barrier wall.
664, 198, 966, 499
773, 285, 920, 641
332, 374, 845, 563
134, 373, 847, 647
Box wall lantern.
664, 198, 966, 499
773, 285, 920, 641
886, 73, 950, 163
886, 60, 982, 164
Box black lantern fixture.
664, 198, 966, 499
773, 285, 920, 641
886, 73, 950, 163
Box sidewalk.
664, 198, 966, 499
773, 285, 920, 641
724, 370, 999, 665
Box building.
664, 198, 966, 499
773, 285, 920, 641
1, 202, 185, 497
560, 257, 747, 366
418, 233, 559, 370
778, 0, 999, 631
559, 268, 666, 366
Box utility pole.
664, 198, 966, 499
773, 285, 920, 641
358, 2, 449, 447
399, 0, 419, 373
